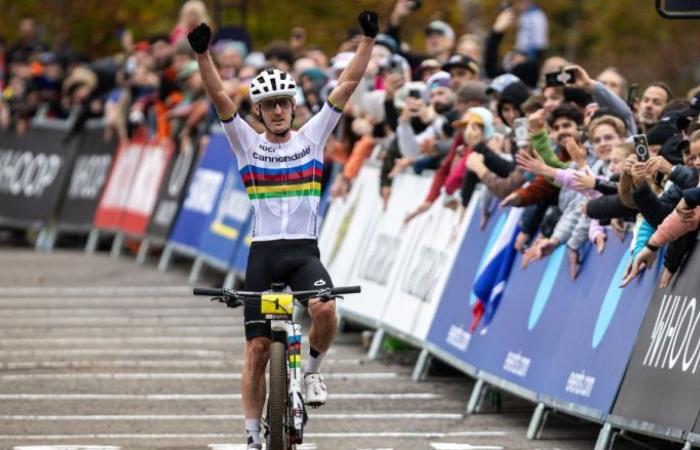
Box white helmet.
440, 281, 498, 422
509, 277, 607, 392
249, 68, 297, 104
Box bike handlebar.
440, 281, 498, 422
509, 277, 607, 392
193, 287, 224, 296
192, 285, 361, 308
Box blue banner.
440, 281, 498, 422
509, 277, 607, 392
539, 236, 658, 414
426, 202, 659, 416
195, 133, 251, 267
167, 133, 232, 252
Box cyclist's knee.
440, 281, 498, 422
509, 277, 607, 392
309, 299, 336, 324
246, 337, 270, 365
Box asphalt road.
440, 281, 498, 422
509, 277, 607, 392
0, 247, 646, 450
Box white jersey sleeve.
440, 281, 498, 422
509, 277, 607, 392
220, 114, 259, 159
298, 101, 343, 157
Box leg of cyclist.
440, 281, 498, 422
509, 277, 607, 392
241, 242, 275, 449
242, 336, 270, 449
286, 242, 336, 408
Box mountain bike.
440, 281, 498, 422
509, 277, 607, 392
193, 283, 361, 450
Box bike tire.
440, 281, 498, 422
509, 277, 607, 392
268, 340, 288, 450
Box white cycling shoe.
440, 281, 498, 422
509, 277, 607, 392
304, 372, 327, 408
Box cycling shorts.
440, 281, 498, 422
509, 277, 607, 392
243, 239, 333, 340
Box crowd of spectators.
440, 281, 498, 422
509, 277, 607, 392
2, 0, 700, 288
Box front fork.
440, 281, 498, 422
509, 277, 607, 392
271, 321, 306, 441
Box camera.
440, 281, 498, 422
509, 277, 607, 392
545, 68, 576, 87
632, 134, 650, 162
408, 88, 422, 99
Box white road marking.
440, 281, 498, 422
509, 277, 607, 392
0, 392, 440, 401
14, 447, 120, 450
0, 337, 247, 346
0, 286, 191, 297
0, 358, 362, 370
0, 349, 227, 358
209, 445, 317, 450
0, 360, 228, 370
0, 431, 507, 440
0, 372, 399, 381
0, 413, 462, 421
431, 444, 504, 450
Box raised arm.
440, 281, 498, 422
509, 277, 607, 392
187, 23, 236, 120
328, 11, 377, 110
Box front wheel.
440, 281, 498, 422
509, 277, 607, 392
268, 341, 289, 450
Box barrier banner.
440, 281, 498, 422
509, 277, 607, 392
93, 138, 146, 230
146, 136, 198, 241
378, 196, 467, 342
195, 133, 250, 267
118, 137, 174, 237
340, 173, 430, 326
424, 196, 506, 363
611, 243, 700, 433
196, 165, 250, 267
57, 129, 116, 229
0, 128, 78, 226
166, 132, 230, 253
539, 235, 658, 416
321, 165, 381, 287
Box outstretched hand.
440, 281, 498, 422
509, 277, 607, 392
358, 11, 379, 38
188, 23, 212, 54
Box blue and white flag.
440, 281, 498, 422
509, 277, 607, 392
470, 207, 523, 331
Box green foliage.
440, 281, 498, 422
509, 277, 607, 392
1, 0, 697, 93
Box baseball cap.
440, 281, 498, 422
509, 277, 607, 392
456, 81, 489, 105
646, 113, 678, 146
679, 92, 700, 120
485, 73, 521, 95
374, 33, 399, 53
424, 20, 455, 41
452, 106, 494, 139
442, 54, 480, 75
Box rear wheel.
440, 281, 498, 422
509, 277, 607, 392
268, 340, 289, 450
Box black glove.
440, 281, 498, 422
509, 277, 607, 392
187, 23, 211, 54
358, 11, 379, 38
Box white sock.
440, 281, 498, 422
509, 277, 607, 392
245, 418, 260, 444
305, 349, 325, 374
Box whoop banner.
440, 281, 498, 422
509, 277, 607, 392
0, 128, 78, 226
611, 243, 700, 434
57, 129, 116, 229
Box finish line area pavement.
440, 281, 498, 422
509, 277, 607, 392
0, 248, 622, 450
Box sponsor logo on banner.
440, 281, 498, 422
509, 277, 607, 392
642, 294, 700, 374
67, 154, 111, 200
152, 199, 179, 227
503, 351, 531, 377
126, 146, 169, 215
166, 144, 195, 197
359, 232, 401, 285
402, 245, 448, 302
0, 149, 62, 197
565, 370, 596, 397
100, 144, 141, 209
183, 169, 224, 214
446, 324, 471, 351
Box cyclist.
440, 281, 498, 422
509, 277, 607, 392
187, 11, 378, 449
